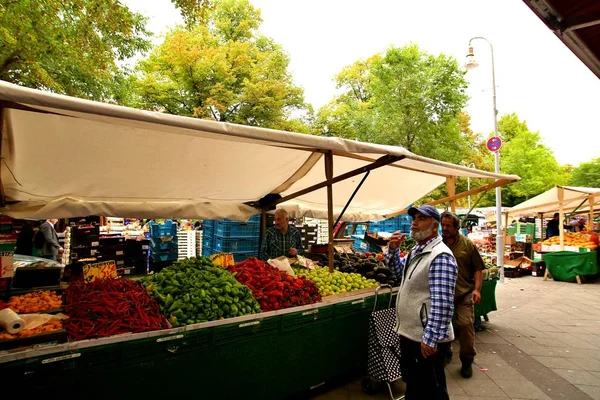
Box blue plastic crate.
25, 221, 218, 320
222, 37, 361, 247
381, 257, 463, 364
395, 214, 412, 224
346, 224, 367, 236
214, 221, 260, 238
213, 237, 259, 253
248, 214, 261, 223
149, 221, 177, 239
352, 236, 382, 253
149, 238, 178, 251
151, 252, 178, 262
202, 244, 212, 257
398, 223, 412, 234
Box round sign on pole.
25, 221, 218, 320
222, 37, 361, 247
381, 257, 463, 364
486, 136, 502, 152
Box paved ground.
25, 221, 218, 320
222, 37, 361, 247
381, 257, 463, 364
311, 274, 600, 400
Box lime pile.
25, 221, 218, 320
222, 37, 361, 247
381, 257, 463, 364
293, 266, 379, 297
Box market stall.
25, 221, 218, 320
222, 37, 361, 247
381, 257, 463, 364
0, 81, 520, 398
507, 186, 600, 283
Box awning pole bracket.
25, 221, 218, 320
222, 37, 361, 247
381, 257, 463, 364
333, 171, 370, 229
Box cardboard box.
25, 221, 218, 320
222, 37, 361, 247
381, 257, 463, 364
504, 256, 533, 269
0, 241, 15, 278
505, 235, 516, 245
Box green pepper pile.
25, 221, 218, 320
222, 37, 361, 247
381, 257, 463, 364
143, 257, 261, 327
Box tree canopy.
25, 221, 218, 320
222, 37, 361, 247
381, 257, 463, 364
133, 0, 306, 130
496, 114, 567, 206
570, 157, 600, 188
0, 0, 151, 100
317, 44, 469, 163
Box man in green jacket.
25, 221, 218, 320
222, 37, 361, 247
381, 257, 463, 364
441, 211, 484, 378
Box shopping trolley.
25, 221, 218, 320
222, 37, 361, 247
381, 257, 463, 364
361, 284, 404, 400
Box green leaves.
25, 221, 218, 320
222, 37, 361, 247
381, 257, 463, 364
497, 114, 567, 205
0, 0, 151, 100
316, 44, 469, 163
133, 0, 306, 129
570, 158, 600, 188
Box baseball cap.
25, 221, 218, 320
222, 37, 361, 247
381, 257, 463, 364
408, 205, 440, 222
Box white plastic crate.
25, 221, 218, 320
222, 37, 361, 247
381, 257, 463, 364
177, 230, 197, 260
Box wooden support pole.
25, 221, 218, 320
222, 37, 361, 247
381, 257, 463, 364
0, 102, 6, 207
325, 151, 335, 273
590, 195, 595, 231
503, 211, 509, 247
446, 177, 456, 212
558, 187, 565, 250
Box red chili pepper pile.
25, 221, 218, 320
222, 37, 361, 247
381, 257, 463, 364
227, 258, 321, 311
63, 278, 169, 341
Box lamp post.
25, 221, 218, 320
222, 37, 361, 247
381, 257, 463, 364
464, 37, 504, 283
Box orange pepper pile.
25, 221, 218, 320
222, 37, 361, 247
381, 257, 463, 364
0, 320, 63, 340
6, 291, 62, 313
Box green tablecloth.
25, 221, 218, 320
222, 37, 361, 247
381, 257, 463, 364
544, 251, 599, 282
475, 278, 497, 318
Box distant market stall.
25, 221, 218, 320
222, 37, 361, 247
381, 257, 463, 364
508, 186, 599, 283
0, 80, 520, 399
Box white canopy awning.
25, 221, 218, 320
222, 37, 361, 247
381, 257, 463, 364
0, 81, 520, 221
508, 186, 600, 216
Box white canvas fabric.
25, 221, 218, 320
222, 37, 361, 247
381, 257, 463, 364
0, 81, 520, 221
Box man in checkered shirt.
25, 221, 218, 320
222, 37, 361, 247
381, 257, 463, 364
385, 205, 458, 400
259, 208, 304, 261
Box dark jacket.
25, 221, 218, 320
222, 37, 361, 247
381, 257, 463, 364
15, 224, 34, 255
39, 221, 60, 256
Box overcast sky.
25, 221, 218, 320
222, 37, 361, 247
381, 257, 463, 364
123, 0, 600, 167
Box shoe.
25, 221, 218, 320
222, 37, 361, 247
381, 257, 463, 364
460, 361, 473, 378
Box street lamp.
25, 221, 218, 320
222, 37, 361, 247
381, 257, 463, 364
464, 37, 505, 283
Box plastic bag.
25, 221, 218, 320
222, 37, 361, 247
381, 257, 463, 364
293, 255, 316, 270
267, 256, 295, 276
21, 313, 68, 330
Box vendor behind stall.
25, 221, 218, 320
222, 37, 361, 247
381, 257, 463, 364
259, 209, 304, 260
546, 213, 560, 238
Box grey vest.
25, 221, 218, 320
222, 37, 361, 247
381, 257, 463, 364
394, 236, 455, 343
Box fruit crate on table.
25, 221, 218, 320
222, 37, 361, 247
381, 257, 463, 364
352, 235, 382, 253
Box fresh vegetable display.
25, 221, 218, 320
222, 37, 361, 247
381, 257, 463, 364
306, 253, 397, 286
227, 258, 321, 311
63, 278, 169, 341
0, 320, 63, 340
143, 257, 262, 327
6, 291, 62, 313
293, 266, 379, 297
